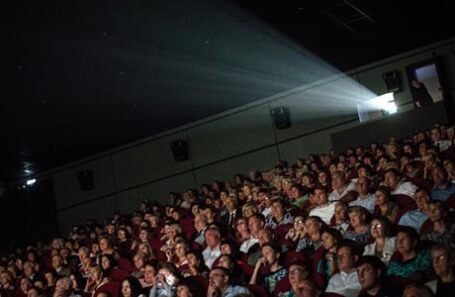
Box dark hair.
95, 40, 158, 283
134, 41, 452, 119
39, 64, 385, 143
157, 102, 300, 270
321, 228, 343, 247
370, 215, 392, 237
120, 276, 145, 297
356, 255, 387, 280
176, 278, 204, 297
396, 225, 419, 243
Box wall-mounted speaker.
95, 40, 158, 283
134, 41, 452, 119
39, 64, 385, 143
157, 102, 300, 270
271, 107, 290, 129
170, 140, 189, 162
77, 170, 94, 191
382, 70, 402, 92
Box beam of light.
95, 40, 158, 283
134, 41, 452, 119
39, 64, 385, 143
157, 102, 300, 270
357, 92, 397, 122
90, 0, 382, 124
26, 178, 36, 186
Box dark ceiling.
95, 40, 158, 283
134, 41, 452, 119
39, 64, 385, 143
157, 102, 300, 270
2, 0, 455, 181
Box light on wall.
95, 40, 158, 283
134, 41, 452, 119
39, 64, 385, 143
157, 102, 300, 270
357, 92, 397, 122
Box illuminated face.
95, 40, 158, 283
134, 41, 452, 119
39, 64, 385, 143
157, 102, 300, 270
432, 249, 452, 277
99, 238, 109, 252
356, 177, 369, 194
415, 191, 430, 210
357, 263, 378, 290
144, 265, 156, 284
384, 171, 399, 189
101, 256, 111, 271
314, 189, 328, 206
334, 204, 346, 221
375, 190, 387, 206
337, 246, 355, 272
370, 219, 385, 239
348, 212, 364, 228
321, 232, 336, 250
428, 203, 444, 222
304, 218, 320, 235
175, 243, 187, 258
396, 232, 415, 255
217, 256, 232, 270
209, 269, 228, 291
176, 285, 192, 297
121, 280, 131, 297
288, 264, 308, 286
293, 216, 305, 231
261, 246, 278, 266
187, 253, 199, 267
272, 202, 284, 218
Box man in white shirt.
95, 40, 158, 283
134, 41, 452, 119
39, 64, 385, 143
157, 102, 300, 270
202, 227, 222, 269
384, 168, 417, 198
326, 243, 362, 297
329, 171, 356, 202
350, 176, 375, 213
309, 187, 336, 224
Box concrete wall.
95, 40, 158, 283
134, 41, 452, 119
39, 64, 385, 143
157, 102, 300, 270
29, 39, 455, 234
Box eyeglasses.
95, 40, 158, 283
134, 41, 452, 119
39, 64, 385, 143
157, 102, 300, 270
289, 267, 307, 274
294, 220, 304, 225
371, 224, 383, 229
432, 254, 448, 263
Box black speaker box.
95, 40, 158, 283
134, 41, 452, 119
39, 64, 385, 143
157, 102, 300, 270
170, 140, 189, 161
271, 107, 291, 129
77, 170, 94, 191
383, 71, 402, 92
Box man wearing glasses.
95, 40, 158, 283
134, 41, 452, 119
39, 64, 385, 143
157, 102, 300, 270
426, 244, 455, 297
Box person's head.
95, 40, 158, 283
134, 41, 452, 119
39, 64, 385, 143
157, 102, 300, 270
415, 188, 431, 211
157, 262, 180, 286
174, 241, 190, 259
331, 171, 346, 190
431, 244, 454, 279
432, 165, 448, 187
121, 276, 144, 297
224, 195, 237, 212
427, 200, 446, 223
293, 279, 320, 297
54, 277, 72, 296
402, 283, 434, 297
370, 216, 392, 239
90, 265, 104, 282
241, 202, 258, 218
304, 216, 324, 237
27, 287, 43, 297
356, 176, 371, 195
101, 254, 116, 272
216, 254, 234, 272
143, 260, 158, 285
208, 267, 231, 292
288, 260, 309, 287
293, 216, 305, 231
248, 213, 265, 235
51, 254, 64, 270
313, 186, 329, 206
187, 250, 204, 268
337, 242, 360, 272
350, 206, 368, 226
44, 271, 57, 286
384, 168, 401, 189
133, 253, 145, 270
334, 202, 348, 222
20, 277, 32, 292
396, 226, 419, 256
176, 278, 203, 297
271, 199, 286, 219
258, 228, 274, 246
356, 256, 387, 292
193, 213, 208, 232
261, 242, 281, 266
23, 261, 35, 277
321, 228, 343, 251
204, 227, 221, 249
99, 236, 112, 252
375, 186, 392, 206
137, 242, 152, 257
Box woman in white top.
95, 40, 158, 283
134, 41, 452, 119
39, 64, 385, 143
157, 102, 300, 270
363, 216, 396, 265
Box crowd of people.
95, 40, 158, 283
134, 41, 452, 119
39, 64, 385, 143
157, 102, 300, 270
1, 123, 455, 297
